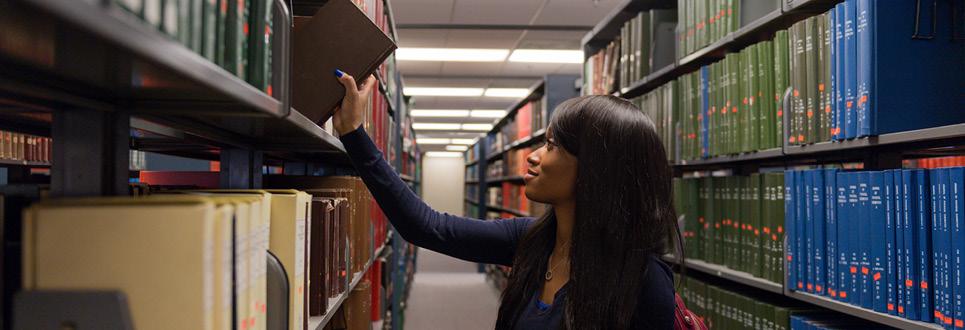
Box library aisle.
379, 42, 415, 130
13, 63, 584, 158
404, 248, 499, 330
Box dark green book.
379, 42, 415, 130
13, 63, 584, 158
751, 173, 763, 278
774, 172, 786, 283
639, 11, 651, 80
757, 41, 772, 149
729, 54, 739, 154
804, 17, 817, 144
190, 0, 203, 52
222, 0, 245, 77
713, 176, 724, 265
202, 0, 217, 60
247, 0, 272, 91
815, 14, 827, 143
215, 0, 226, 67
793, 21, 809, 145
749, 43, 760, 152
774, 30, 789, 146
821, 12, 833, 142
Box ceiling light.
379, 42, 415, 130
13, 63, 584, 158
461, 123, 494, 131
484, 88, 530, 98
416, 138, 450, 145
426, 151, 463, 158
404, 87, 484, 97
410, 109, 470, 117
470, 109, 507, 118
413, 123, 462, 130
450, 138, 476, 145
446, 145, 469, 151
509, 49, 584, 64
396, 47, 509, 62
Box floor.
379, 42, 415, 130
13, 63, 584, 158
403, 248, 501, 330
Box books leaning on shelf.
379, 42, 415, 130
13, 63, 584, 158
787, 1, 965, 145
675, 273, 884, 329
675, 0, 739, 60
784, 165, 965, 327
113, 0, 275, 93
672, 172, 786, 285
0, 131, 50, 164
584, 9, 676, 95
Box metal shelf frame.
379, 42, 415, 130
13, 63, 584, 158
486, 205, 530, 217
661, 256, 783, 294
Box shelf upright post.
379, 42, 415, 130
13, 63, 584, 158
220, 148, 264, 189
51, 109, 129, 197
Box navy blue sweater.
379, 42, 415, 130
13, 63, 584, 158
341, 126, 675, 329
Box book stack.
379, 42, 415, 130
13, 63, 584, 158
583, 40, 619, 95
676, 0, 739, 60
501, 182, 526, 216
631, 83, 676, 162
529, 97, 545, 135
676, 35, 787, 160
787, 1, 965, 145
676, 273, 818, 330
363, 74, 395, 164
0, 131, 50, 164
672, 172, 786, 284
114, 0, 275, 93
784, 166, 965, 327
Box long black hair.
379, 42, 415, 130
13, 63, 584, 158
494, 95, 680, 329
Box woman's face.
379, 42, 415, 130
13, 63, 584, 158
523, 128, 577, 205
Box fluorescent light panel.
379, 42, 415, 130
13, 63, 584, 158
450, 138, 476, 145
461, 123, 493, 131
470, 109, 507, 118
445, 145, 469, 151
396, 48, 508, 62
412, 123, 462, 130
404, 87, 483, 97
426, 151, 463, 158
416, 138, 451, 145
509, 49, 584, 64
410, 109, 469, 117
484, 88, 530, 98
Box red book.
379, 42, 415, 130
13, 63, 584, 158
516, 104, 532, 140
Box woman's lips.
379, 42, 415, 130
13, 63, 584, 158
524, 169, 538, 181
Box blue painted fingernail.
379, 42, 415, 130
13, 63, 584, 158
334, 69, 344, 78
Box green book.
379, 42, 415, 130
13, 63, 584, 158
729, 54, 739, 154
714, 176, 724, 265
774, 172, 786, 283
804, 17, 817, 144
737, 49, 747, 153
815, 14, 827, 143
190, 0, 203, 52
247, 0, 272, 91
202, 0, 217, 60
760, 40, 775, 149
215, 0, 226, 66
620, 24, 627, 89
793, 21, 808, 145
178, 0, 191, 45
752, 173, 763, 278
639, 12, 651, 80
144, 0, 162, 28
729, 0, 738, 34
160, 0, 178, 37
628, 16, 637, 86
748, 43, 760, 152
774, 30, 789, 146
821, 12, 833, 142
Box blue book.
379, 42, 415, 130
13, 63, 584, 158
859, 171, 872, 308
842, 0, 857, 139
826, 169, 839, 299
950, 167, 964, 329
855, 0, 873, 137
870, 171, 886, 312
853, 1, 965, 137
832, 4, 845, 141
787, 170, 798, 290
848, 172, 860, 304
814, 170, 827, 296
837, 172, 850, 302
806, 170, 815, 293
916, 169, 933, 322
884, 169, 897, 315
941, 168, 953, 328
932, 169, 943, 324
896, 169, 907, 317
903, 169, 921, 320
797, 170, 807, 292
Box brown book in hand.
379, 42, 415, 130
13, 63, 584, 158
292, 0, 397, 124
309, 197, 333, 315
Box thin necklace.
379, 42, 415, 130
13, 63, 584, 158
545, 241, 571, 281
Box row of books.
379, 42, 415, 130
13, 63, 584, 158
486, 98, 543, 155
486, 148, 531, 178
465, 165, 479, 182
464, 142, 482, 164
0, 131, 50, 164
21, 178, 384, 330
674, 173, 787, 284
785, 167, 965, 327
115, 0, 274, 93
631, 84, 676, 162
464, 201, 481, 219
584, 39, 619, 95
674, 34, 787, 160
675, 0, 740, 60
675, 273, 881, 330
583, 9, 675, 95
465, 181, 479, 202
789, 1, 965, 145
485, 183, 549, 217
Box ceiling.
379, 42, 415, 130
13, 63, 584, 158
392, 0, 620, 152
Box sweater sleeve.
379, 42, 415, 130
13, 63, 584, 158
340, 126, 533, 266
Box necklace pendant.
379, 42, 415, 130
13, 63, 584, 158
544, 270, 553, 281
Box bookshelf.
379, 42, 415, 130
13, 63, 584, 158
588, 1, 965, 329
0, 0, 421, 328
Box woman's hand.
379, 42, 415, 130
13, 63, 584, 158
332, 69, 377, 136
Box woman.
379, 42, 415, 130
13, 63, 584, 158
332, 71, 679, 329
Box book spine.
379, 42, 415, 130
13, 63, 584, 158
796, 170, 806, 291
855, 0, 874, 138
933, 169, 943, 324
848, 172, 860, 304
774, 30, 788, 148
951, 167, 964, 329
918, 169, 933, 322
787, 170, 798, 290
804, 17, 817, 144
833, 4, 845, 141
871, 171, 887, 313
885, 170, 898, 315
904, 169, 920, 320
813, 169, 826, 295
837, 172, 850, 301
843, 0, 857, 139
804, 170, 815, 293
701, 67, 710, 158
897, 169, 907, 316
942, 168, 953, 327
823, 11, 833, 142
859, 171, 872, 308
776, 173, 786, 284
826, 169, 839, 298
815, 14, 828, 143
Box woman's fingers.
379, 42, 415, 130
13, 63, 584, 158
335, 69, 358, 101
359, 75, 377, 96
